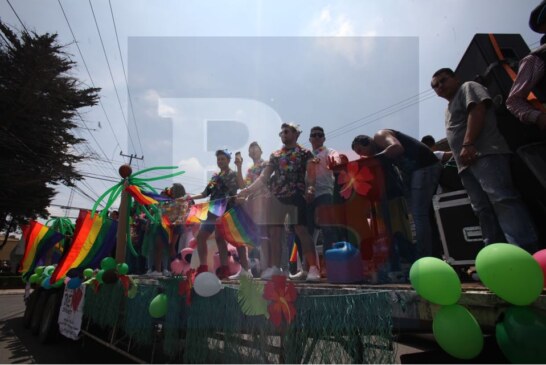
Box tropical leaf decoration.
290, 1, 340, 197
238, 276, 269, 318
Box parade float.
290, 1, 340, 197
18, 159, 546, 363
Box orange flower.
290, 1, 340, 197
263, 275, 297, 327
337, 161, 374, 199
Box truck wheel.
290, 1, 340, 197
30, 290, 49, 335
39, 291, 61, 344
23, 289, 40, 329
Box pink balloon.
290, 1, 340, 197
170, 259, 184, 275
212, 244, 241, 275
188, 238, 197, 249
533, 249, 546, 288
180, 248, 194, 264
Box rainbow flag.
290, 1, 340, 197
159, 215, 172, 243
19, 221, 64, 279
50, 212, 117, 282
142, 190, 172, 203
209, 198, 227, 216
185, 202, 209, 224
219, 206, 259, 248
289, 242, 298, 263
126, 185, 160, 206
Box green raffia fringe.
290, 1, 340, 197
83, 281, 395, 364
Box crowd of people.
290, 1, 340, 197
122, 1, 546, 282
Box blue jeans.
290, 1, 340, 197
405, 162, 442, 258
460, 154, 538, 252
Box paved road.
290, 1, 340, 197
0, 290, 128, 364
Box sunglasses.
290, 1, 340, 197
310, 133, 324, 138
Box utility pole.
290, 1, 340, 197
119, 151, 144, 166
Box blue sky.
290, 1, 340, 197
0, 0, 542, 218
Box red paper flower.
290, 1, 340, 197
119, 275, 130, 296
337, 162, 374, 199
179, 268, 196, 305
263, 275, 297, 327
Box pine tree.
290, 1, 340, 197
0, 21, 100, 227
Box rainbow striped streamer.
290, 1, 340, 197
125, 185, 159, 206
19, 221, 64, 279
219, 206, 259, 248
50, 212, 117, 282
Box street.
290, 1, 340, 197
0, 290, 128, 364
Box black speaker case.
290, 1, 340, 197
432, 190, 484, 266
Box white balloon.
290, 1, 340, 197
193, 272, 222, 297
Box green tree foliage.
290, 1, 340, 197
0, 22, 100, 226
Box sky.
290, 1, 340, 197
0, 0, 542, 220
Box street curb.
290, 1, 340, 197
0, 289, 26, 295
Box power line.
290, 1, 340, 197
108, 0, 146, 168
5, 0, 29, 33
88, 0, 140, 160
57, 0, 122, 157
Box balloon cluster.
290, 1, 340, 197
410, 244, 546, 361
147, 272, 222, 319
28, 265, 64, 289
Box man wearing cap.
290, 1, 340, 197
507, 0, 546, 129
239, 123, 321, 281
190, 149, 239, 279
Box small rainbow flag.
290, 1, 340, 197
50, 211, 117, 282
185, 202, 210, 224
219, 206, 259, 248
289, 242, 298, 263
209, 198, 227, 216
19, 221, 64, 279
126, 185, 159, 206
160, 215, 172, 243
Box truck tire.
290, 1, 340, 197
23, 289, 40, 329
30, 290, 49, 335
39, 291, 61, 344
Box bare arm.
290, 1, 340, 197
240, 164, 273, 197
234, 155, 246, 189
374, 130, 405, 158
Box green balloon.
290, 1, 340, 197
52, 278, 64, 288
409, 257, 461, 305
100, 257, 116, 271
44, 265, 55, 276
96, 269, 105, 284
127, 283, 138, 299
29, 273, 39, 284
83, 268, 94, 278
476, 243, 543, 306
433, 304, 483, 359
148, 293, 168, 318
117, 263, 129, 275
35, 266, 45, 276
496, 306, 546, 362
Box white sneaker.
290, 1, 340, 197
162, 270, 171, 277
260, 266, 282, 280
306, 266, 321, 282
148, 271, 162, 277
289, 270, 308, 281
229, 268, 253, 280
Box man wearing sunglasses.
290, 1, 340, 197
288, 126, 340, 280
431, 68, 539, 253
239, 122, 321, 281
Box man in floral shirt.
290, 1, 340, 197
240, 123, 320, 281
190, 149, 239, 279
